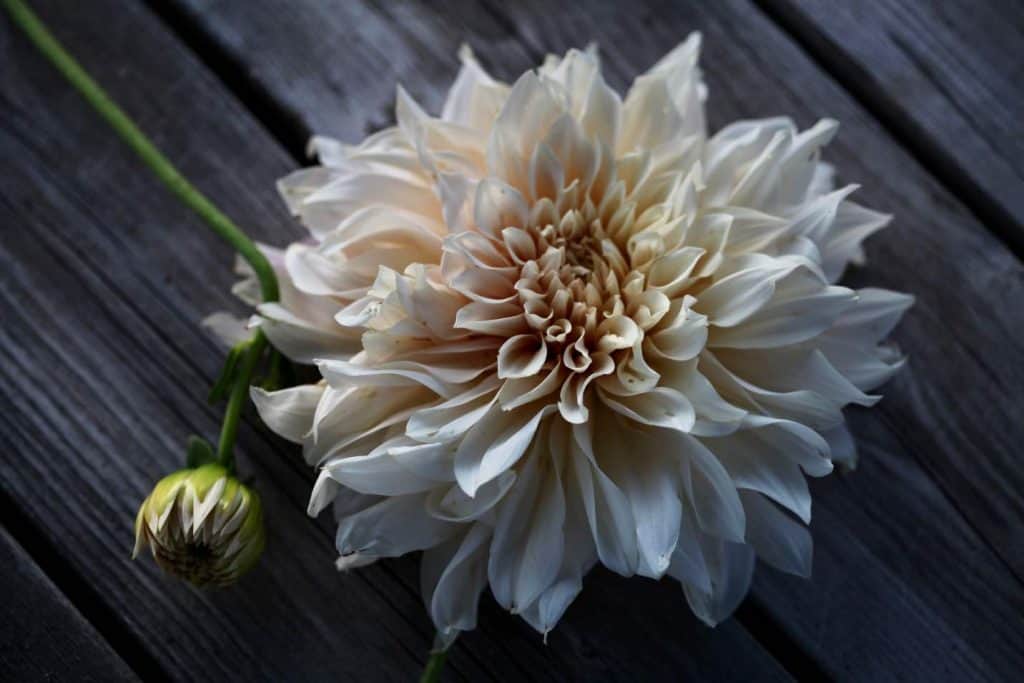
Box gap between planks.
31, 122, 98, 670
0, 490, 171, 682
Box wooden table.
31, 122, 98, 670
2, 1, 1022, 680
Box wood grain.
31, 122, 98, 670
0, 527, 138, 682
0, 0, 790, 680
758, 0, 1024, 253
155, 0, 1024, 678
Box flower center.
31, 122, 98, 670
510, 202, 660, 379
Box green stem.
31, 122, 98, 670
215, 332, 267, 472
5, 0, 284, 472
1, 0, 278, 304
419, 648, 448, 683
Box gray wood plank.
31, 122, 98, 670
156, 0, 1024, 679
758, 0, 1024, 254
0, 526, 139, 683
0, 0, 790, 680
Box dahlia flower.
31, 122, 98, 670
246, 35, 911, 642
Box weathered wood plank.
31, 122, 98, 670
0, 527, 139, 682
757, 0, 1024, 253
156, 0, 1024, 678
0, 0, 790, 680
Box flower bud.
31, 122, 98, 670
132, 464, 264, 587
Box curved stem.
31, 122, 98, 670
6, 0, 284, 472
215, 332, 267, 472
1, 0, 278, 304
419, 648, 448, 683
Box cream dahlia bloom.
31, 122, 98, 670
247, 35, 911, 642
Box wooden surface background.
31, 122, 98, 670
1, 1, 1021, 680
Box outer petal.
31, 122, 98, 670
706, 417, 832, 523
336, 493, 458, 558
599, 419, 683, 579
741, 490, 812, 577
256, 302, 360, 363
442, 45, 509, 131
251, 384, 324, 443
454, 404, 555, 496
518, 434, 597, 636
682, 536, 755, 627
421, 523, 492, 640
571, 422, 639, 575
488, 436, 566, 611
678, 434, 746, 542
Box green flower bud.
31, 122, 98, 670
132, 464, 264, 587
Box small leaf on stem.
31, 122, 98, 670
185, 435, 216, 468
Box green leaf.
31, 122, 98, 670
258, 348, 295, 391
208, 341, 247, 403
186, 435, 217, 468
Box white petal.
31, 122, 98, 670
599, 386, 695, 433
473, 178, 529, 239
442, 45, 509, 131
405, 377, 500, 442
518, 430, 598, 635
486, 72, 565, 189
389, 441, 458, 483
681, 537, 755, 627
302, 172, 440, 237
319, 358, 457, 398
667, 501, 711, 593
455, 301, 527, 336
831, 287, 915, 343
496, 363, 565, 410
707, 417, 832, 523
256, 303, 360, 364
644, 33, 705, 142
699, 349, 846, 430
310, 385, 433, 465
336, 493, 456, 557
454, 405, 555, 496
694, 255, 803, 327
250, 384, 324, 445
646, 247, 705, 297
741, 490, 812, 577
571, 423, 638, 575
489, 444, 565, 611
598, 420, 683, 579
711, 278, 857, 349
677, 434, 745, 542
821, 201, 891, 281
650, 298, 708, 361
422, 524, 492, 636
497, 334, 548, 378
427, 471, 516, 522
201, 312, 250, 348
322, 440, 443, 496
542, 48, 621, 148
822, 423, 858, 471
715, 348, 877, 423
308, 469, 340, 517
659, 358, 746, 437
335, 553, 378, 571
